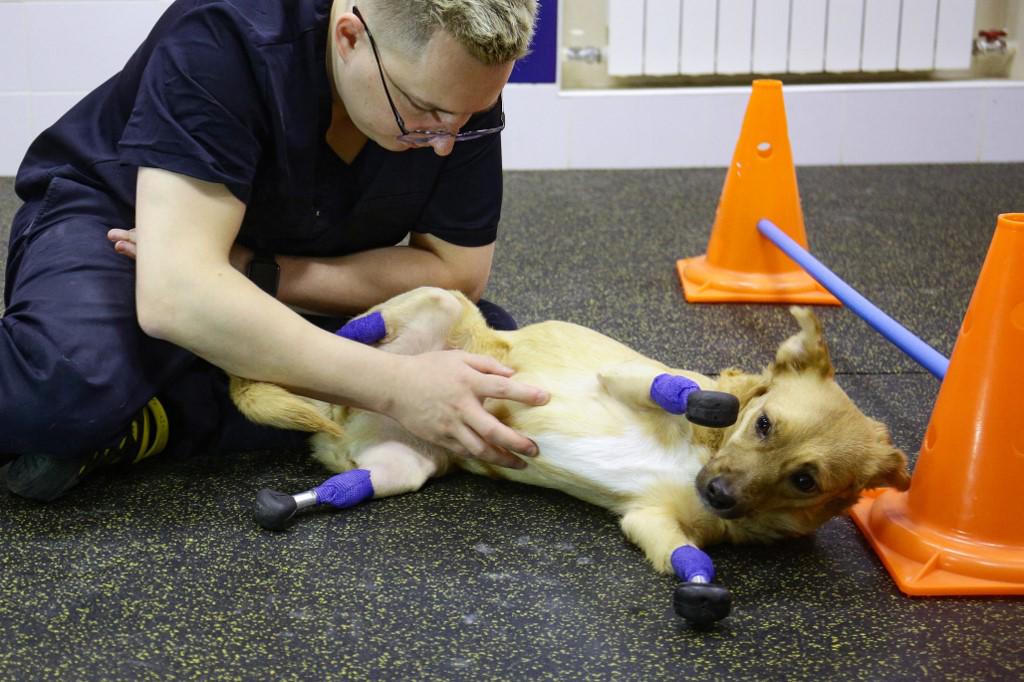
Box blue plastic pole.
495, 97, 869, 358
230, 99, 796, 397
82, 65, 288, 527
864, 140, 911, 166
757, 219, 949, 380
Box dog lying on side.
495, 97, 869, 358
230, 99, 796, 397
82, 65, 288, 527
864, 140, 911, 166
232, 286, 910, 623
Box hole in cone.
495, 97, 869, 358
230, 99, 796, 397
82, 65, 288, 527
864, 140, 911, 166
756, 142, 773, 158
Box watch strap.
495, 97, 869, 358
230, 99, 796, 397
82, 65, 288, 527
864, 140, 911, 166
247, 250, 280, 297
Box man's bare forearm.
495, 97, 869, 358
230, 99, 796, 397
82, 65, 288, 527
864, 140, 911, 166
275, 246, 453, 315
275, 237, 494, 316
139, 260, 403, 413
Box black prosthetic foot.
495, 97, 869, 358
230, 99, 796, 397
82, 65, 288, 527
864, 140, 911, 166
685, 391, 740, 428
673, 582, 733, 626
254, 488, 300, 531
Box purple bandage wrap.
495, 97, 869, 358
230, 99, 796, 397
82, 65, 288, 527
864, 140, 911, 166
650, 374, 700, 415
313, 469, 374, 509
336, 311, 386, 345
671, 545, 715, 583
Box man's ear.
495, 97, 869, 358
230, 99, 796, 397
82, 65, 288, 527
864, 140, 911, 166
770, 306, 834, 378
334, 11, 364, 61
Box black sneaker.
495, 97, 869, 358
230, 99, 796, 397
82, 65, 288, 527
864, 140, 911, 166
4, 397, 170, 502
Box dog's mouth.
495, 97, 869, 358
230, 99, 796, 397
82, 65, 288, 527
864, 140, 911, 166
699, 496, 748, 519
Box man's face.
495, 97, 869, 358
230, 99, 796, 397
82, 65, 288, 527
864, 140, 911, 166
332, 11, 513, 157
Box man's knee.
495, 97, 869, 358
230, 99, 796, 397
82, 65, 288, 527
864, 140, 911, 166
1, 317, 142, 456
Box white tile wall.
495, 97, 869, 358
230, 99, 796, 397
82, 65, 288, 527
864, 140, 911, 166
503, 81, 1024, 169
0, 94, 32, 173
24, 1, 168, 93
979, 86, 1024, 163
29, 92, 88, 141
784, 89, 844, 166
0, 1, 1022, 174
843, 84, 983, 164
0, 0, 172, 175
0, 3, 30, 92
501, 84, 569, 170
563, 89, 748, 168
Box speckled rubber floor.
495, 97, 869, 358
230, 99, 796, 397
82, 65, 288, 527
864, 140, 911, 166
2, 166, 1023, 680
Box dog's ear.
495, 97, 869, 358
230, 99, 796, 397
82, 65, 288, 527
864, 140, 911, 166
861, 447, 912, 491
859, 424, 912, 491
714, 368, 769, 408
770, 306, 834, 378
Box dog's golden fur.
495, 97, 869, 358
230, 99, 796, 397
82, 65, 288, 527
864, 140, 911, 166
231, 287, 909, 574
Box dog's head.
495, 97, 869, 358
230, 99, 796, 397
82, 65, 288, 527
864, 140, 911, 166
696, 307, 910, 538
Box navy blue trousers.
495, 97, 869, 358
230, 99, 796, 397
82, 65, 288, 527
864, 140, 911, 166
1, 177, 516, 460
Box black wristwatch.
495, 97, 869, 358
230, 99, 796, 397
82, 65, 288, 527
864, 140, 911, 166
247, 250, 280, 297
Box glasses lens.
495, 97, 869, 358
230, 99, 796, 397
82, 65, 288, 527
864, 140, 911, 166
395, 105, 503, 145
397, 129, 501, 146
397, 132, 450, 146
397, 112, 504, 145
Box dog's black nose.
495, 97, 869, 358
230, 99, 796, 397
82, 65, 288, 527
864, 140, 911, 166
704, 477, 737, 511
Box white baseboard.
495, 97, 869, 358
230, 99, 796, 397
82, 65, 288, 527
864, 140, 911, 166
501, 81, 1024, 169
3, 81, 1023, 176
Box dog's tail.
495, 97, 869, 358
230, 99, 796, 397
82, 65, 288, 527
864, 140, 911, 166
229, 376, 344, 437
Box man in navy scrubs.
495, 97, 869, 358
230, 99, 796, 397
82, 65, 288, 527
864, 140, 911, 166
1, 0, 548, 502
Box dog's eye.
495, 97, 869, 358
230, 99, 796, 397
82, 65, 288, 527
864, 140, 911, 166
790, 471, 817, 493
755, 414, 772, 438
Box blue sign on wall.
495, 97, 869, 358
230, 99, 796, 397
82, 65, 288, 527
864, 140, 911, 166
509, 0, 557, 83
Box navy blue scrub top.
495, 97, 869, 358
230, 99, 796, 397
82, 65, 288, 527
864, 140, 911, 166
14, 0, 504, 256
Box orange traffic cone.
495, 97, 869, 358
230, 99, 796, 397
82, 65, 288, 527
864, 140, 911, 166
850, 213, 1024, 595
677, 80, 838, 305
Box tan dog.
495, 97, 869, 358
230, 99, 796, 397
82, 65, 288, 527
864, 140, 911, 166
233, 287, 909, 619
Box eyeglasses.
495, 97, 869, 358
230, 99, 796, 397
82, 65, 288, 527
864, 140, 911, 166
352, 5, 505, 146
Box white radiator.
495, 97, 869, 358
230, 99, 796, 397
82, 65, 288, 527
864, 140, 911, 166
607, 0, 977, 77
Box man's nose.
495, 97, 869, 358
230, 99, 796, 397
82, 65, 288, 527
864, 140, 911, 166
439, 111, 471, 130
430, 135, 456, 156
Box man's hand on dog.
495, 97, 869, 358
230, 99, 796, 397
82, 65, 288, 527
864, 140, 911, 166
388, 351, 548, 469
108, 228, 550, 469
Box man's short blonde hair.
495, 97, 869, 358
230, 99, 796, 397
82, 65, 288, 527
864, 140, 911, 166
367, 0, 539, 65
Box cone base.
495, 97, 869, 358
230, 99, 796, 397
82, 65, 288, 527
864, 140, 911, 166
850, 489, 1024, 596
677, 256, 840, 305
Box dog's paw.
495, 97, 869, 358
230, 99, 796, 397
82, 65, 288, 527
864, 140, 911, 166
650, 374, 700, 415
336, 311, 387, 345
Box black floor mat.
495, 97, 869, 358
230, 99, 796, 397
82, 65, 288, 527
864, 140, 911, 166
2, 166, 1022, 680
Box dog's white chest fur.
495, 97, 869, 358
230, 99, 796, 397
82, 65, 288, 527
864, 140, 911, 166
496, 427, 709, 509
